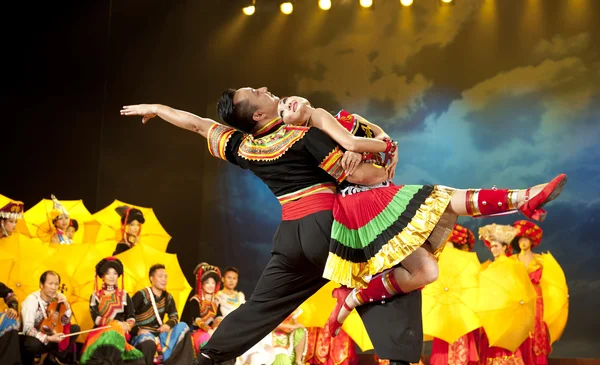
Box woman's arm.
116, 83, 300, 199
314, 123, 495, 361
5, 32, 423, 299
311, 109, 388, 153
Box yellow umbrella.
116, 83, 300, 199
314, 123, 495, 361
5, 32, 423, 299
0, 194, 30, 237
115, 244, 191, 319
0, 234, 54, 304
422, 247, 481, 344
93, 200, 171, 252
0, 252, 16, 312
24, 197, 102, 243
297, 280, 373, 351
476, 256, 536, 352
540, 252, 568, 344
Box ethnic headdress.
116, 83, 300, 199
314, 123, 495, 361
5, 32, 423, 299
512, 220, 543, 248
115, 205, 145, 243
447, 224, 475, 251
94, 257, 125, 293
479, 223, 519, 256
193, 262, 222, 295
48, 194, 69, 222
0, 200, 24, 220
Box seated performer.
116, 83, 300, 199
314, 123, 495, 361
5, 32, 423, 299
130, 264, 194, 365
431, 224, 480, 365
80, 257, 143, 364
0, 199, 24, 238
185, 263, 224, 352
215, 267, 245, 318
20, 270, 80, 365
49, 195, 72, 245
113, 206, 145, 255
0, 282, 21, 365
65, 219, 79, 241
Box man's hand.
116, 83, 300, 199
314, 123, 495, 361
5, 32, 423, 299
5, 308, 18, 319
47, 333, 65, 343
158, 324, 171, 333
386, 151, 398, 180
121, 104, 158, 124
341, 151, 362, 176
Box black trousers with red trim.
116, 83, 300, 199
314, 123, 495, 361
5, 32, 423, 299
196, 210, 423, 365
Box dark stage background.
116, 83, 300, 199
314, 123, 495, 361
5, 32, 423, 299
2, 0, 599, 358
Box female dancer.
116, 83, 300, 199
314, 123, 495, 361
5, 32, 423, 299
277, 96, 567, 336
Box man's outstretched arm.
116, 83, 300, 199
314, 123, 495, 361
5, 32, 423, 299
121, 104, 217, 138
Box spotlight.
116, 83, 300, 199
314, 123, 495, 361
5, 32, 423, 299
319, 0, 332, 10
441, 0, 453, 3
359, 0, 373, 8
280, 2, 293, 14
243, 5, 256, 15
400, 0, 413, 6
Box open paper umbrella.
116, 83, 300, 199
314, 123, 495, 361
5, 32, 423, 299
476, 257, 536, 352
0, 252, 16, 312
0, 234, 54, 303
93, 200, 171, 252
540, 252, 569, 343
24, 197, 102, 243
0, 194, 30, 237
422, 247, 482, 344
116, 244, 191, 319
298, 280, 373, 351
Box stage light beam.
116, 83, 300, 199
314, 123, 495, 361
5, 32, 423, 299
360, 0, 373, 8
243, 5, 256, 15
441, 0, 453, 3
319, 0, 332, 10
401, 0, 413, 6
280, 2, 293, 14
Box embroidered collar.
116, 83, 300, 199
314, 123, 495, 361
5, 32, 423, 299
253, 117, 283, 138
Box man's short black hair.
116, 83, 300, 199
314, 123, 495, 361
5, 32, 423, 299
217, 89, 258, 133
149, 264, 166, 278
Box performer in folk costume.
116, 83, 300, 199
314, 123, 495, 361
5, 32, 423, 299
0, 282, 21, 365
215, 267, 245, 318
113, 205, 145, 255
80, 257, 144, 364
185, 263, 224, 351
276, 95, 567, 337
65, 219, 79, 241
510, 221, 551, 365
430, 224, 480, 365
0, 199, 24, 238
480, 224, 516, 261
478, 224, 525, 365
120, 89, 565, 365
49, 194, 72, 244
130, 264, 195, 365
20, 270, 80, 365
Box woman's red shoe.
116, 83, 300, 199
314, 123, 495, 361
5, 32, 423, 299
519, 174, 567, 222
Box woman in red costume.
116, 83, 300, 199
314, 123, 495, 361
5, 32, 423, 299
478, 224, 524, 365
185, 263, 224, 353
277, 96, 567, 337
430, 224, 480, 365
510, 221, 551, 365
